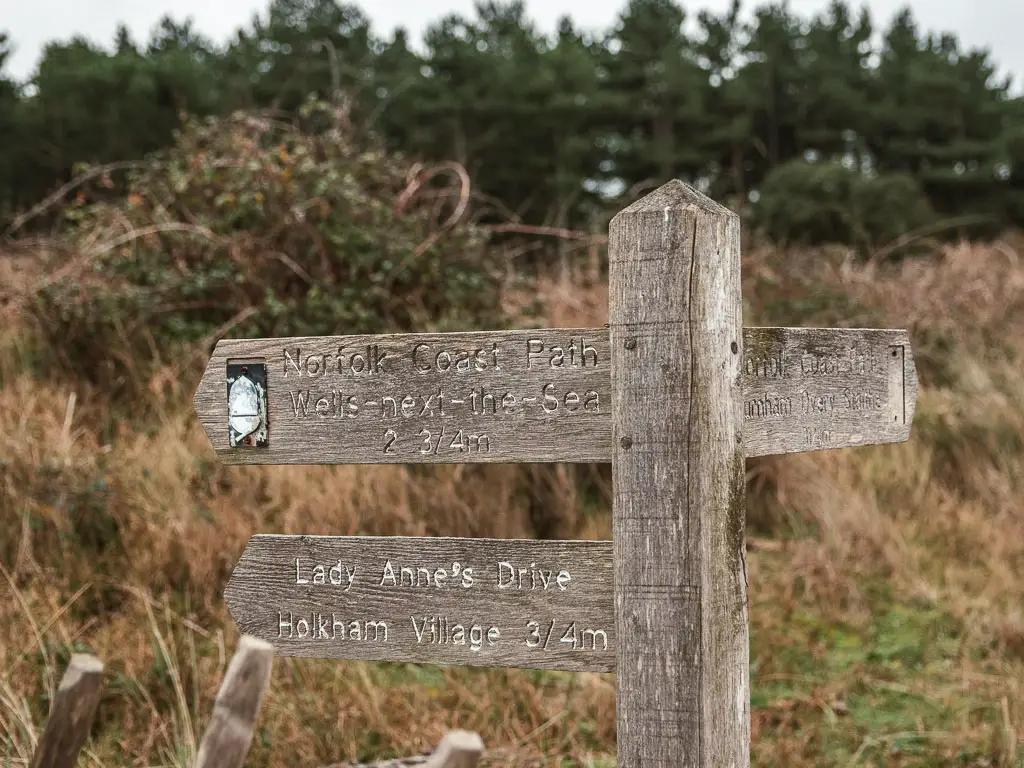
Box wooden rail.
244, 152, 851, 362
26, 638, 482, 767
336, 731, 484, 767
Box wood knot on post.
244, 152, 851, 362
619, 436, 633, 450
624, 338, 637, 350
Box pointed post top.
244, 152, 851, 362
425, 730, 484, 768
612, 179, 736, 222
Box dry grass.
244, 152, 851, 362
1, 239, 1023, 766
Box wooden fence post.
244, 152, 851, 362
609, 181, 749, 765
194, 634, 274, 768
29, 653, 104, 768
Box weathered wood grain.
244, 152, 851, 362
224, 535, 615, 673
194, 635, 274, 768
29, 654, 104, 768
424, 731, 483, 768
332, 758, 429, 768
194, 327, 917, 464
609, 181, 749, 766
332, 731, 483, 768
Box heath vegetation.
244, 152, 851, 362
1, 0, 1023, 763
1, 112, 1023, 766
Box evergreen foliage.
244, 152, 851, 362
754, 160, 935, 250
0, 0, 1020, 242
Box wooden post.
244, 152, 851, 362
609, 181, 749, 766
194, 635, 274, 768
30, 653, 105, 768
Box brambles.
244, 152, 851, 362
30, 101, 503, 397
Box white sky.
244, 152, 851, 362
2, 0, 1022, 87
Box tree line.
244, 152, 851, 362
1, 0, 1022, 243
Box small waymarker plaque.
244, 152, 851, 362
226, 362, 268, 448
194, 327, 916, 464
224, 535, 615, 673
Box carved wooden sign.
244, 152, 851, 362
194, 327, 917, 464
224, 535, 615, 673
204, 182, 923, 766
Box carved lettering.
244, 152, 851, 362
497, 562, 571, 591
527, 338, 599, 369
470, 389, 497, 415
413, 343, 499, 374
380, 560, 474, 588
295, 558, 355, 590
843, 389, 884, 410
744, 351, 784, 378
284, 348, 302, 377
805, 426, 835, 447
803, 390, 837, 413
288, 390, 311, 417
501, 392, 519, 414
277, 613, 387, 642
524, 620, 606, 651
411, 616, 501, 652
284, 346, 392, 378
744, 395, 792, 420
799, 347, 886, 377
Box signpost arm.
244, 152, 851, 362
609, 181, 749, 766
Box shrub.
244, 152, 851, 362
31, 101, 504, 394
754, 160, 935, 253
850, 170, 937, 249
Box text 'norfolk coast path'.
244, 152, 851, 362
194, 326, 917, 464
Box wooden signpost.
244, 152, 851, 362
198, 181, 918, 766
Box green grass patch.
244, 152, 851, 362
752, 583, 990, 765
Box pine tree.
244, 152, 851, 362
600, 0, 708, 188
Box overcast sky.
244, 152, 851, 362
3, 0, 1022, 86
